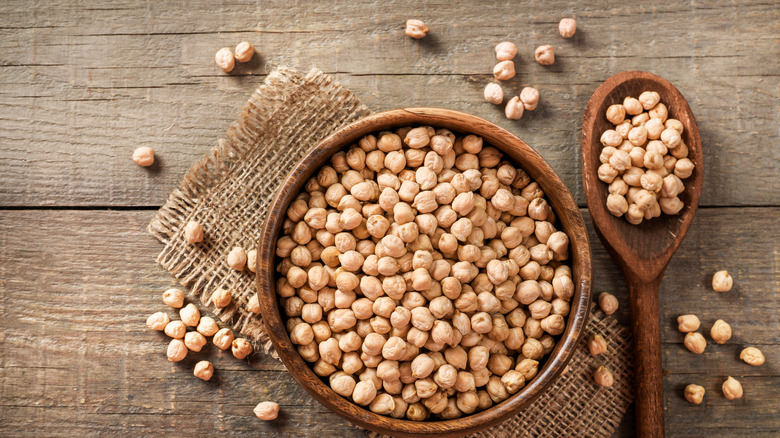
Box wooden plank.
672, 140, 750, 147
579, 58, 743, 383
0, 0, 778, 207
0, 207, 777, 436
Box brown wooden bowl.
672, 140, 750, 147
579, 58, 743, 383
257, 108, 593, 437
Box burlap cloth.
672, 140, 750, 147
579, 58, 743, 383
148, 67, 634, 437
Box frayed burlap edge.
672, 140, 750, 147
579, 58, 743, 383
148, 67, 370, 355
367, 309, 633, 438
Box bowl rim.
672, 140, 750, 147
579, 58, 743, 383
257, 107, 592, 437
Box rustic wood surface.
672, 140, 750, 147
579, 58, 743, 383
0, 0, 778, 436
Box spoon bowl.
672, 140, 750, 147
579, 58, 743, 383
582, 71, 703, 437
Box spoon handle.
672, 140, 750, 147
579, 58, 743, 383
628, 275, 665, 437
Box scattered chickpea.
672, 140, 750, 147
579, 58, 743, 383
167, 338, 188, 362
519, 87, 540, 111
558, 18, 577, 38
684, 384, 705, 404
211, 287, 232, 309
494, 42, 518, 61
710, 319, 732, 344
684, 332, 707, 354
712, 270, 733, 292
197, 316, 220, 337
132, 147, 155, 167
253, 401, 280, 420
739, 347, 765, 366
243, 248, 257, 273
215, 47, 235, 73
484, 83, 503, 105
164, 320, 186, 339
588, 334, 607, 356
676, 314, 700, 333
232, 338, 254, 360
213, 328, 235, 350
180, 303, 201, 327
227, 247, 247, 271
405, 19, 429, 39
193, 361, 214, 381
162, 288, 185, 308
593, 366, 614, 387
598, 292, 619, 315
721, 376, 743, 400
183, 221, 204, 244
184, 331, 207, 352
505, 97, 524, 120
146, 312, 170, 331
234, 41, 255, 63
534, 45, 555, 66
493, 61, 516, 81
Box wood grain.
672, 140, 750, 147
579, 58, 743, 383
0, 208, 777, 436
0, 0, 778, 436
582, 70, 705, 438
0, 0, 778, 208
257, 108, 592, 437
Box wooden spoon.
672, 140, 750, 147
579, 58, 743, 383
581, 71, 703, 437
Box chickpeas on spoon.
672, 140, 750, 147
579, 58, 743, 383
581, 71, 703, 438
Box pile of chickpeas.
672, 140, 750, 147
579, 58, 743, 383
275, 126, 575, 420
597, 92, 695, 224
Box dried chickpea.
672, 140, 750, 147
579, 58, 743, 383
739, 347, 765, 366
684, 384, 705, 404
227, 246, 247, 271
146, 312, 170, 331
493, 61, 516, 81
712, 270, 733, 292
405, 19, 429, 39
234, 41, 255, 62
167, 338, 188, 362
534, 45, 554, 65
194, 360, 214, 381
722, 376, 743, 400
253, 401, 280, 420
484, 82, 504, 105
588, 334, 607, 356
132, 146, 155, 167
197, 316, 219, 337
353, 380, 378, 405
558, 18, 577, 38
684, 332, 706, 354
597, 292, 618, 315
520, 87, 540, 111
213, 328, 235, 350
593, 366, 614, 387
214, 47, 235, 72
494, 41, 518, 61
180, 303, 200, 327
164, 320, 186, 339
505, 97, 524, 120
677, 314, 700, 333
182, 331, 206, 352
211, 287, 232, 309
183, 221, 204, 244
710, 319, 732, 344
232, 338, 253, 359
606, 105, 626, 125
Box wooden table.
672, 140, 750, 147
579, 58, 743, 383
1, 1, 777, 436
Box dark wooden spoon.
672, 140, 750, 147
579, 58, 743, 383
581, 71, 703, 437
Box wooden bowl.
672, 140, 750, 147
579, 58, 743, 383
257, 108, 593, 437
